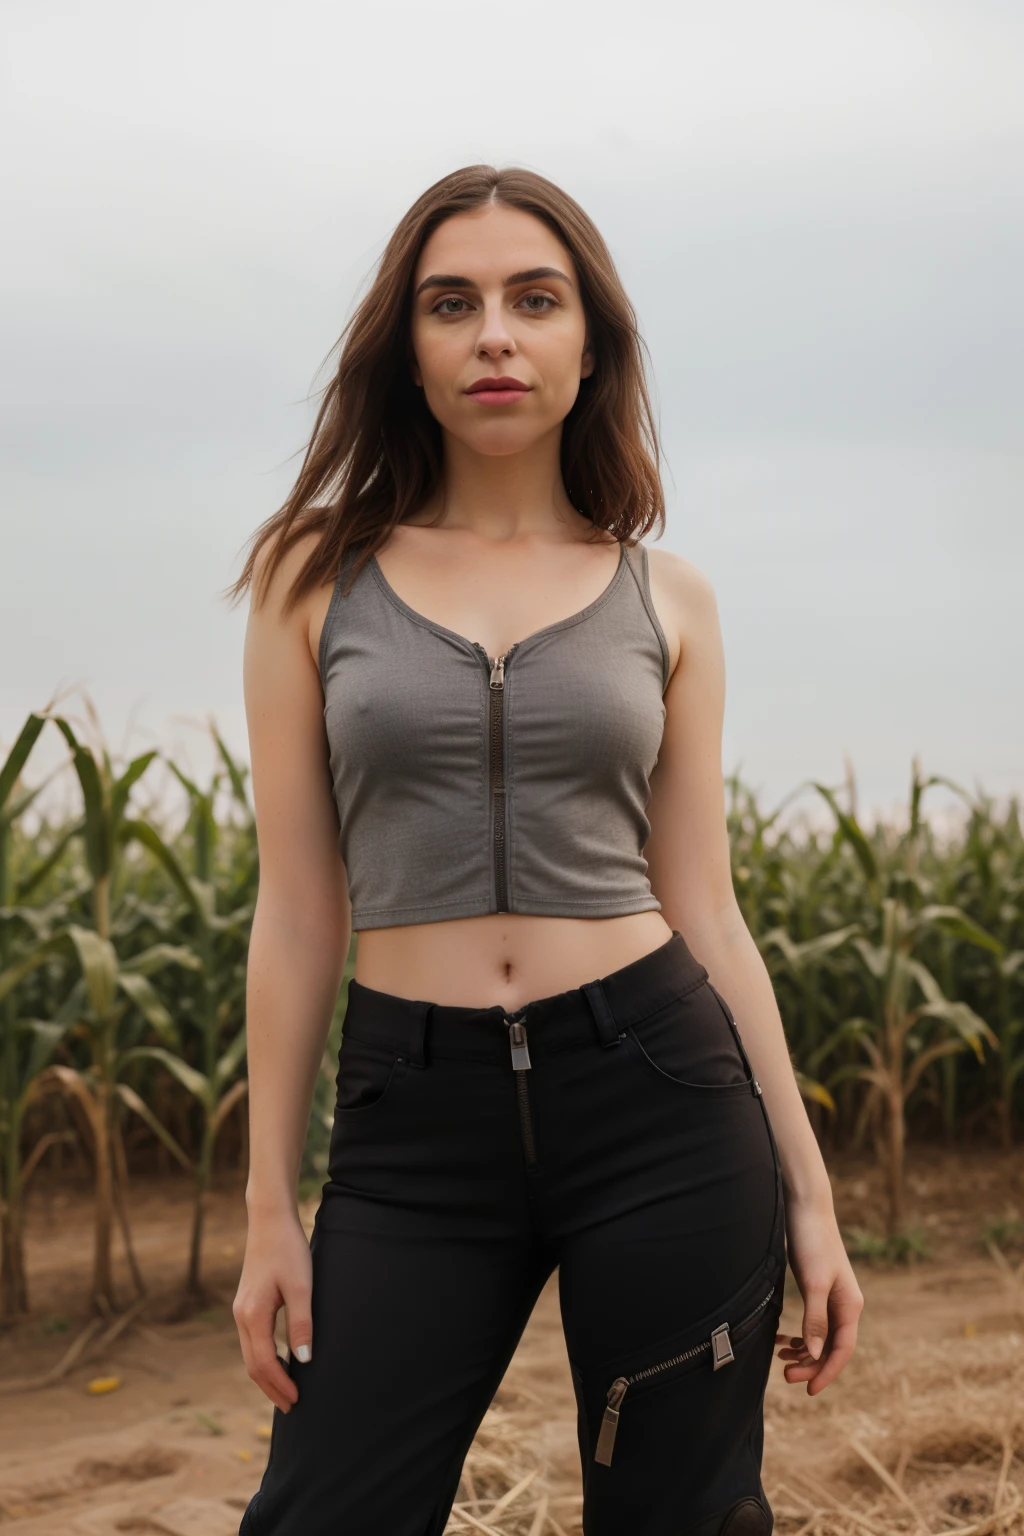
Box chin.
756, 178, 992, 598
452, 422, 557, 459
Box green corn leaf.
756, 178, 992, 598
109, 750, 158, 829
2, 770, 58, 829
116, 972, 176, 1041
211, 723, 251, 811
0, 933, 74, 1006
119, 819, 205, 917
813, 783, 878, 885
213, 1025, 247, 1087
66, 924, 118, 1017
805, 1016, 874, 1072
852, 938, 889, 980
824, 1061, 879, 1091
211, 1076, 249, 1136
166, 760, 204, 802
918, 904, 1004, 955
120, 942, 202, 977
120, 1044, 209, 1103
207, 899, 255, 935
14, 822, 85, 902
0, 713, 47, 809
18, 1018, 72, 1087
52, 720, 111, 880
759, 923, 860, 974
793, 924, 862, 969
906, 957, 947, 1009
757, 927, 800, 967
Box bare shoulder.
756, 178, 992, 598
644, 545, 721, 682
249, 528, 323, 621
646, 545, 719, 613
248, 527, 340, 671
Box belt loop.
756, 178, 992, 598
407, 1001, 433, 1069
581, 979, 622, 1048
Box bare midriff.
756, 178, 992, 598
354, 909, 674, 1012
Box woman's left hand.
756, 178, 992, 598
776, 1193, 864, 1395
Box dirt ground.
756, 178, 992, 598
1, 1148, 1023, 1535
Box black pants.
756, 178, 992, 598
239, 930, 786, 1536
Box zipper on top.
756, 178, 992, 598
593, 1283, 777, 1467
474, 641, 518, 912
505, 1009, 538, 1168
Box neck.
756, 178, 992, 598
418, 427, 583, 542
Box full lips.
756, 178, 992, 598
467, 388, 531, 405
464, 376, 532, 406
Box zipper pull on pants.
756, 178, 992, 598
506, 1016, 532, 1070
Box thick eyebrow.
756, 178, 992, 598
505, 266, 574, 288
414, 266, 574, 298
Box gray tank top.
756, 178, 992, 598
318, 539, 670, 930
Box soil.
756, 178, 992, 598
1, 1147, 1023, 1535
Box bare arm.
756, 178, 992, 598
645, 548, 863, 1396
232, 533, 350, 1412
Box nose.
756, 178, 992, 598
474, 296, 516, 362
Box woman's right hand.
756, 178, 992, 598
233, 1208, 314, 1412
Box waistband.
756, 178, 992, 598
342, 929, 709, 1067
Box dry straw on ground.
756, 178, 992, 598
443, 1327, 1024, 1536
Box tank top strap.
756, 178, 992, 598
622, 541, 671, 694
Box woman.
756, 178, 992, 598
230, 165, 863, 1536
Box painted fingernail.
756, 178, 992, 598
295, 1344, 311, 1363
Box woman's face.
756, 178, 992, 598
409, 203, 595, 458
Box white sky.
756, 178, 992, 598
2, 0, 1022, 824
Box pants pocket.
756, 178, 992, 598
570, 1245, 784, 1536
332, 1033, 407, 1115
587, 1277, 780, 1469
624, 981, 754, 1095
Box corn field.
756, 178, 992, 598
1, 705, 1021, 1322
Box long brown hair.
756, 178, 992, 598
226, 164, 665, 614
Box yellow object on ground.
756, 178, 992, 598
86, 1375, 122, 1394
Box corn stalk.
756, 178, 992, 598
32, 715, 203, 1311
815, 769, 1002, 1233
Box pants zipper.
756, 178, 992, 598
593, 1283, 777, 1466
476, 642, 518, 913
505, 1010, 537, 1169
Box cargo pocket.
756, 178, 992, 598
593, 1284, 778, 1468
572, 1253, 784, 1486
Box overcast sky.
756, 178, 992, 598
2, 0, 1021, 827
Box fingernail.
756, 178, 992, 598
808, 1339, 822, 1359
295, 1344, 311, 1363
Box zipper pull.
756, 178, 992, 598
594, 1377, 629, 1465
489, 653, 506, 689
506, 1016, 532, 1071
711, 1321, 735, 1370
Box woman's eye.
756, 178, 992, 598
434, 296, 470, 315
519, 293, 556, 312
